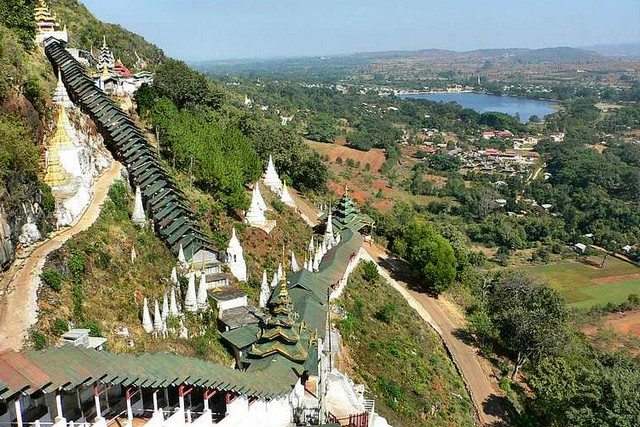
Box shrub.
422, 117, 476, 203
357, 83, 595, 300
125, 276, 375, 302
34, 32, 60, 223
361, 260, 379, 282
375, 302, 398, 324
81, 320, 103, 337
271, 199, 286, 214
31, 330, 47, 350
41, 268, 64, 292
51, 318, 68, 336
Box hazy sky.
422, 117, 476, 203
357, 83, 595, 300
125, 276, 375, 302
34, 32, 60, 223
81, 0, 640, 61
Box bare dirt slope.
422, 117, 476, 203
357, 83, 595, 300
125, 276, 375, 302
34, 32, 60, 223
0, 162, 122, 351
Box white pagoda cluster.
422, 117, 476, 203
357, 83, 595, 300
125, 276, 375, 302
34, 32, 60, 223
300, 225, 340, 273
226, 228, 247, 282
263, 155, 297, 208
141, 250, 216, 338
244, 183, 276, 233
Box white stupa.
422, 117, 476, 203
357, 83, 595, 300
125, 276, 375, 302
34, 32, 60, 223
245, 186, 267, 227
280, 182, 296, 208
53, 70, 72, 107
142, 297, 153, 333
255, 182, 267, 213
270, 272, 278, 289
259, 270, 270, 308
226, 228, 247, 282
184, 273, 198, 313
169, 287, 180, 317
132, 186, 146, 227
178, 244, 188, 269
291, 250, 300, 272
324, 211, 335, 244
277, 263, 283, 281
263, 155, 283, 191
170, 266, 179, 285
161, 294, 169, 321
307, 236, 315, 254
153, 299, 163, 333
197, 272, 209, 311
313, 249, 321, 271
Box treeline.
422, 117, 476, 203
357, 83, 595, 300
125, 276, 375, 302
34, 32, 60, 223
136, 59, 327, 211
214, 77, 526, 155
467, 272, 640, 426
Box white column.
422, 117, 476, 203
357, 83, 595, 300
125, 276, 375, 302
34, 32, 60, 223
55, 393, 64, 420
94, 393, 102, 419
126, 395, 133, 423
153, 390, 159, 412
14, 400, 23, 427
179, 395, 185, 413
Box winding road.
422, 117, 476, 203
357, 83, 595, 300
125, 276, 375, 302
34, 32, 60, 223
0, 162, 122, 351
362, 244, 509, 426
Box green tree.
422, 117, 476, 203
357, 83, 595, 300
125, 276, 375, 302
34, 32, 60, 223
488, 273, 567, 379
396, 219, 457, 295
0, 0, 35, 49
153, 59, 223, 109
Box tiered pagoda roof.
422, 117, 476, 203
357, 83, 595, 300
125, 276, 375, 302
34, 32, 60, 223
247, 279, 311, 365
43, 106, 73, 187
34, 0, 58, 31
328, 187, 374, 233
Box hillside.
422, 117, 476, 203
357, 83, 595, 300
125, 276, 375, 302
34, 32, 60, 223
50, 0, 165, 68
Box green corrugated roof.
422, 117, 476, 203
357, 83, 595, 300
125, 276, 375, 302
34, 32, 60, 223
0, 346, 297, 400
221, 324, 261, 349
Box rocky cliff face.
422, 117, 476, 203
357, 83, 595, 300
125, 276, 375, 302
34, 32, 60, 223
0, 93, 54, 270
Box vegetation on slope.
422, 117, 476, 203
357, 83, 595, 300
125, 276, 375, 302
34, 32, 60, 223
336, 263, 475, 427
34, 181, 232, 363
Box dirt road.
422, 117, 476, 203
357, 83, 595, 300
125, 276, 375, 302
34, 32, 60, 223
363, 244, 508, 426
0, 162, 122, 351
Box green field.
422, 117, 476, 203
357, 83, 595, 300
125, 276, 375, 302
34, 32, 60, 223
528, 257, 640, 308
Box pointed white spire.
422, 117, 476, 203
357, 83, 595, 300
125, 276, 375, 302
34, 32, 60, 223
321, 240, 328, 257
169, 287, 180, 317
162, 294, 169, 321
255, 183, 267, 212
324, 210, 334, 244
170, 266, 179, 285
313, 249, 321, 271
184, 273, 198, 313
270, 272, 278, 289
290, 250, 300, 272
263, 155, 283, 191
197, 272, 209, 310
178, 244, 187, 268
53, 70, 72, 107
132, 186, 146, 227
307, 236, 315, 253
277, 263, 283, 281
153, 299, 163, 332
226, 228, 247, 282
259, 270, 270, 308
280, 182, 295, 207
142, 297, 153, 333
245, 186, 267, 227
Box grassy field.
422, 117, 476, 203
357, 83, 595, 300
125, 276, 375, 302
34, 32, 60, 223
336, 264, 475, 427
528, 256, 640, 308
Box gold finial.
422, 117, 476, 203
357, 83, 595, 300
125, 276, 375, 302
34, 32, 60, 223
279, 277, 288, 298
102, 35, 107, 48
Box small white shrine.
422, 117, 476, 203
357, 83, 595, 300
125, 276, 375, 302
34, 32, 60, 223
226, 228, 247, 282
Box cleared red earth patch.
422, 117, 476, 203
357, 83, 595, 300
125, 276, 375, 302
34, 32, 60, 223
307, 139, 386, 172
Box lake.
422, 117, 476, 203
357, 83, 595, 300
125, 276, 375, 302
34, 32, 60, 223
398, 92, 557, 122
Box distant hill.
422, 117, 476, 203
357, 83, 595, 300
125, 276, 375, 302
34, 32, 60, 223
196, 46, 609, 77
581, 43, 640, 59
50, 0, 165, 69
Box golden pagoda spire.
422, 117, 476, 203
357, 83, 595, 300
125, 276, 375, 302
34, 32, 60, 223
44, 141, 69, 188
102, 35, 107, 48
50, 106, 73, 149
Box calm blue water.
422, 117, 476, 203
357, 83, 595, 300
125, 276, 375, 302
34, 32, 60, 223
399, 92, 557, 122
